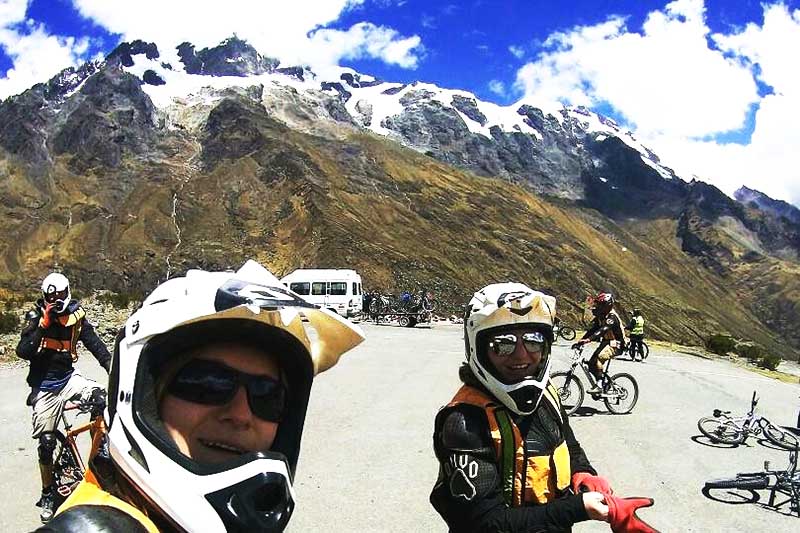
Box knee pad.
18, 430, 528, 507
38, 433, 57, 464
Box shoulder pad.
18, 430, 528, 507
438, 405, 490, 451
26, 308, 41, 321
35, 505, 149, 533
66, 300, 81, 313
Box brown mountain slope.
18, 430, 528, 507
0, 95, 796, 359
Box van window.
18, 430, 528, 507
290, 282, 310, 295
330, 282, 347, 295
359, 283, 362, 295
312, 282, 326, 296
352, 282, 358, 295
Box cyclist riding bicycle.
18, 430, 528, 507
16, 272, 111, 523
39, 260, 364, 532
572, 293, 627, 394
430, 282, 657, 532
625, 308, 646, 361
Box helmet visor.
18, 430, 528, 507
44, 288, 69, 305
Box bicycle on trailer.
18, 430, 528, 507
550, 345, 639, 415
704, 448, 800, 517
697, 391, 800, 450
41, 394, 106, 514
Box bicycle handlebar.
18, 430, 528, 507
64, 398, 106, 415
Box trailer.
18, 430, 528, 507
365, 292, 435, 327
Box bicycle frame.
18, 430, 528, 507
564, 347, 609, 388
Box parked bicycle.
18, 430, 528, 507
624, 339, 649, 361
551, 345, 639, 415
553, 322, 577, 341
704, 448, 800, 517
42, 395, 106, 514
697, 391, 800, 450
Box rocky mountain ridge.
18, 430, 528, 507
0, 37, 798, 358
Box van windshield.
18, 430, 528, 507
290, 282, 310, 295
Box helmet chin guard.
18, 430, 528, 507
106, 260, 365, 531
464, 282, 556, 415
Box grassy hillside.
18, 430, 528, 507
0, 98, 797, 359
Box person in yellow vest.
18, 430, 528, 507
430, 283, 658, 533
16, 272, 111, 523
572, 292, 627, 394
37, 260, 364, 532
626, 309, 646, 362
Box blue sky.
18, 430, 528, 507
1, 0, 799, 206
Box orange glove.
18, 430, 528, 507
571, 472, 613, 495
606, 496, 659, 533
39, 303, 55, 329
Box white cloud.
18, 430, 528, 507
0, 1, 93, 99
309, 22, 423, 69
488, 79, 506, 96
70, 0, 423, 71
508, 44, 524, 59
514, 0, 800, 206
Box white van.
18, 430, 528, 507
281, 269, 363, 318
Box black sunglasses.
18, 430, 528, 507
167, 359, 286, 423
488, 332, 546, 357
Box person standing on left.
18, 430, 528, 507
16, 272, 111, 523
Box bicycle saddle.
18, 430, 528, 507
712, 409, 730, 417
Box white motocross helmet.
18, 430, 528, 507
41, 272, 71, 313
464, 282, 556, 415
106, 260, 365, 532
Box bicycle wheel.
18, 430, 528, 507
603, 372, 639, 414
421, 298, 435, 312
48, 431, 84, 506
697, 417, 746, 445
762, 420, 800, 451
641, 342, 649, 360
551, 371, 584, 416
368, 299, 383, 314
705, 474, 769, 491
559, 326, 576, 341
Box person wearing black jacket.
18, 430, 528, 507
431, 283, 658, 533
16, 273, 111, 523
431, 283, 611, 532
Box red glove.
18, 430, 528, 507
571, 472, 613, 495
39, 303, 55, 329
606, 496, 659, 533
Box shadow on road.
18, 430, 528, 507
690, 435, 743, 449
702, 486, 799, 518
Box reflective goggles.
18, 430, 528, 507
44, 289, 68, 304
167, 359, 286, 423
488, 331, 546, 357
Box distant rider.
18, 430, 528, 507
430, 283, 658, 532
16, 273, 110, 523
572, 292, 626, 394
626, 308, 645, 361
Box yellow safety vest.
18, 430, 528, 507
448, 384, 572, 506
631, 316, 645, 336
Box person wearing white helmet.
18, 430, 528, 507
17, 272, 111, 523
572, 292, 627, 393
430, 282, 657, 532
39, 260, 364, 532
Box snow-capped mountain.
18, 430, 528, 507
34, 36, 680, 203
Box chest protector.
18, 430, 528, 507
448, 384, 571, 506
40, 307, 85, 361
56, 467, 160, 533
